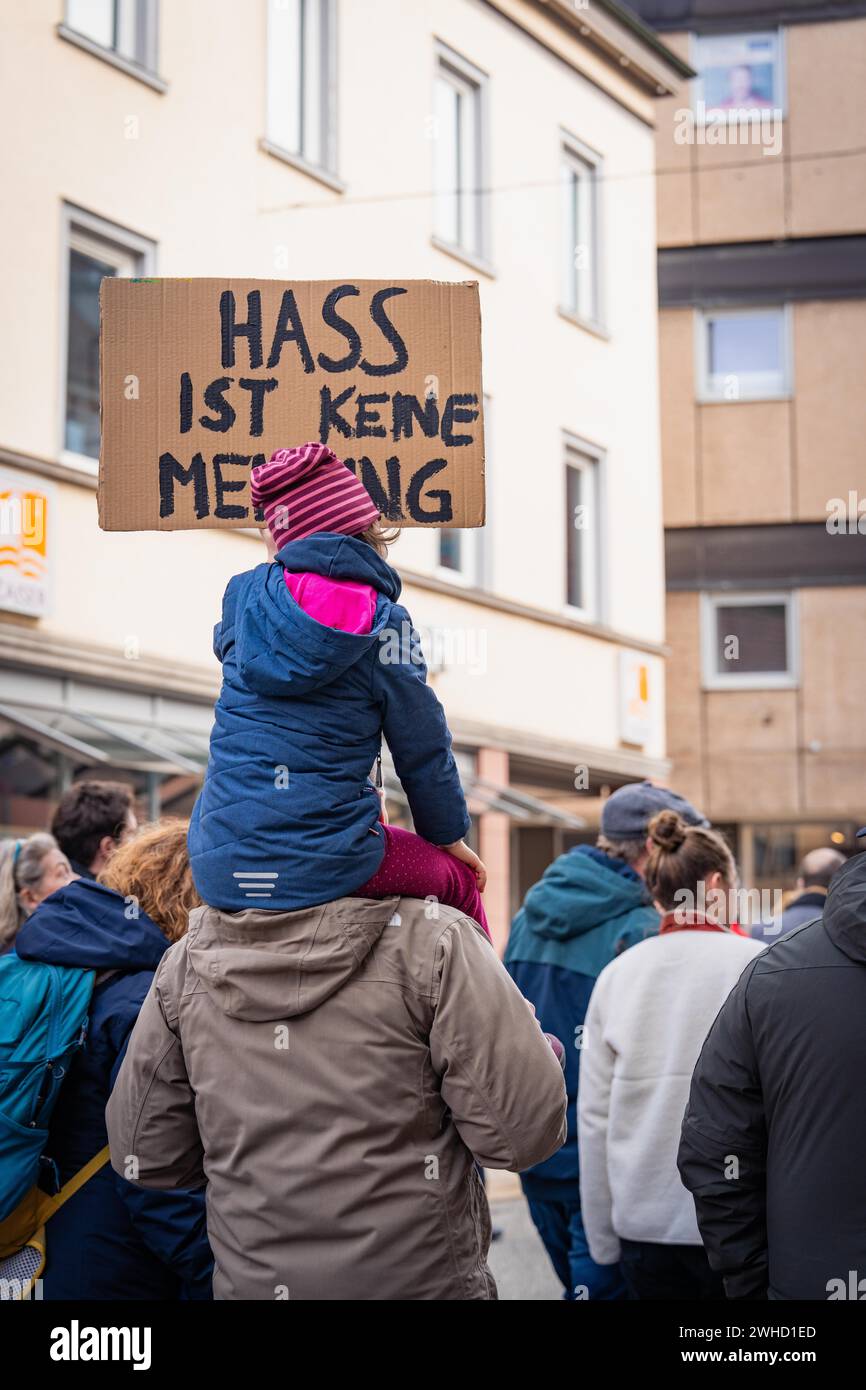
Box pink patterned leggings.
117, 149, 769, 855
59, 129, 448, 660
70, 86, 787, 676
355, 824, 490, 938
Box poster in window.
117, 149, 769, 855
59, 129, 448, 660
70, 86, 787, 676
695, 31, 781, 117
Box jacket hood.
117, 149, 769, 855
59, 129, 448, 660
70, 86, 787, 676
276, 533, 402, 601
822, 853, 866, 965
185, 896, 399, 1022
521, 845, 652, 941
233, 534, 401, 698
14, 878, 169, 973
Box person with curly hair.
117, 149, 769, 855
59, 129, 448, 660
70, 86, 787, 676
13, 819, 213, 1299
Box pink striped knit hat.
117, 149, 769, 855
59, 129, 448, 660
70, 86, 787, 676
250, 443, 379, 549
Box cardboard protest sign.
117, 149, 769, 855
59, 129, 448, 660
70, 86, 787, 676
98, 278, 485, 531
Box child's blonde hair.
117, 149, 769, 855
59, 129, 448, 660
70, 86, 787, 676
355, 518, 400, 558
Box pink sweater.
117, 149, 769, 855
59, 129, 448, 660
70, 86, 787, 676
284, 570, 377, 634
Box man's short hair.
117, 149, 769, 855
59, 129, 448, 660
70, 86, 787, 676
596, 834, 647, 867
799, 846, 846, 891
51, 780, 135, 871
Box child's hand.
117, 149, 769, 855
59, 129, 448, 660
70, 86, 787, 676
440, 840, 487, 892
523, 998, 565, 1068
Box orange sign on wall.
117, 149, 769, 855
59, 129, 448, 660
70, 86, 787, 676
0, 471, 53, 617
619, 651, 653, 748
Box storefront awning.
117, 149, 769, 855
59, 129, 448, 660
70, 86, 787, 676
1, 700, 587, 829
0, 702, 208, 776
380, 765, 586, 830
470, 777, 586, 829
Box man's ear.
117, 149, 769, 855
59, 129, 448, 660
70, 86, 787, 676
97, 833, 117, 866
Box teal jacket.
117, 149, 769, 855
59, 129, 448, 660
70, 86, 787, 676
505, 846, 659, 1192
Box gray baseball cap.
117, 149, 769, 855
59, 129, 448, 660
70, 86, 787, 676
601, 780, 709, 842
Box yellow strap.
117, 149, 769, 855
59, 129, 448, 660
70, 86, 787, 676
0, 1146, 111, 1259
38, 1145, 111, 1224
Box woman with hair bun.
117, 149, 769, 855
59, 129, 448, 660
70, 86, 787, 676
577, 810, 763, 1300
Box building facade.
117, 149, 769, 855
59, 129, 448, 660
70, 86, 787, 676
0, 0, 685, 947
633, 0, 866, 890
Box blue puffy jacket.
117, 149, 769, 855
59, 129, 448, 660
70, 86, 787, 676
189, 533, 470, 911
14, 879, 213, 1300
505, 846, 659, 1197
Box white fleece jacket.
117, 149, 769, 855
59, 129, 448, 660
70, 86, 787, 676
578, 928, 763, 1263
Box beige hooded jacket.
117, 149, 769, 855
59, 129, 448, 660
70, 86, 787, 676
106, 895, 567, 1300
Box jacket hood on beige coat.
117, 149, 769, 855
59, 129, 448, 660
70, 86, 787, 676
107, 895, 567, 1301
186, 895, 389, 1022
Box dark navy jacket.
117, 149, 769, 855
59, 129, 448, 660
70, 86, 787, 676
505, 846, 659, 1199
15, 879, 213, 1300
189, 533, 470, 911
680, 853, 866, 1300
751, 889, 827, 944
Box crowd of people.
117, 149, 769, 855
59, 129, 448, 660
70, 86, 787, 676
0, 784, 213, 1298
1, 442, 863, 1302
506, 784, 865, 1302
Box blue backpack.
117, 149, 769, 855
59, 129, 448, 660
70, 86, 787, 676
0, 954, 95, 1221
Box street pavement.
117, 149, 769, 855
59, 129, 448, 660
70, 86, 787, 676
486, 1178, 562, 1301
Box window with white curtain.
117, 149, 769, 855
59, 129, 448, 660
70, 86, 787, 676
561, 141, 601, 325
433, 47, 486, 260
66, 0, 157, 69
565, 441, 602, 619
699, 305, 790, 402
267, 0, 336, 172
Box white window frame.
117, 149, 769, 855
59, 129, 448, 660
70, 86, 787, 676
435, 525, 483, 588
560, 134, 603, 330
435, 392, 490, 589
691, 28, 787, 124
700, 590, 799, 690
60, 204, 156, 474
696, 303, 792, 404
62, 0, 160, 75
432, 41, 489, 269
563, 435, 604, 623
265, 0, 338, 179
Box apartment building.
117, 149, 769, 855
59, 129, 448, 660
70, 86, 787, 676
0, 0, 686, 946
632, 0, 866, 888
